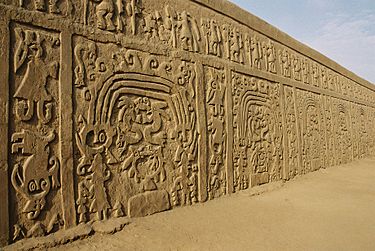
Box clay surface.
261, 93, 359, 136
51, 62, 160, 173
0, 0, 374, 247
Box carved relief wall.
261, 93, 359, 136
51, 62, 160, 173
1, 0, 375, 246
9, 23, 63, 241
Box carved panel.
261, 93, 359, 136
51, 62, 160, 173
296, 90, 325, 173
232, 72, 283, 190
204, 66, 227, 199
283, 86, 300, 179
332, 98, 353, 165
72, 36, 200, 223
9, 23, 62, 241
323, 95, 335, 168
350, 103, 368, 159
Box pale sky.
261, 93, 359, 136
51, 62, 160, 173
229, 0, 375, 84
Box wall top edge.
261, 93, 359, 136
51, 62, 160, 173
191, 0, 375, 91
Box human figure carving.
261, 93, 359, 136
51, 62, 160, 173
178, 11, 201, 52
250, 36, 263, 69
229, 28, 244, 63
264, 40, 276, 73
88, 153, 111, 221
14, 31, 59, 124
92, 0, 116, 31
126, 0, 142, 35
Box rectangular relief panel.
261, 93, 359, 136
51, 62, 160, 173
350, 103, 369, 160
231, 71, 283, 190
72, 36, 202, 221
332, 98, 353, 165
296, 89, 326, 173
9, 23, 63, 241
323, 95, 335, 168
283, 86, 301, 179
203, 65, 227, 199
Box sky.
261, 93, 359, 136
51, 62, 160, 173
229, 0, 375, 84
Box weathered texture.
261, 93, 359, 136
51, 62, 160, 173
0, 0, 374, 247
128, 190, 170, 217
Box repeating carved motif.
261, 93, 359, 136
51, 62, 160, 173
279, 49, 292, 78
0, 0, 70, 15
2, 1, 375, 247
82, 0, 142, 32
73, 0, 375, 106
204, 66, 227, 199
291, 54, 302, 82
283, 86, 299, 179
73, 37, 200, 223
232, 72, 283, 190
201, 18, 222, 57
311, 62, 320, 87
296, 90, 325, 173
301, 58, 311, 85
9, 23, 62, 241
222, 25, 244, 64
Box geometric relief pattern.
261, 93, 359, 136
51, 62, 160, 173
73, 37, 199, 223
232, 72, 283, 190
9, 23, 62, 241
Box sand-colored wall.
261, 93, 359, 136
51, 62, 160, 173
0, 0, 374, 246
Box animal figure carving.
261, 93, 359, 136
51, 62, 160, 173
11, 129, 60, 220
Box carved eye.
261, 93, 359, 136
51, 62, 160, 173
40, 179, 48, 190
28, 180, 37, 192
98, 131, 107, 143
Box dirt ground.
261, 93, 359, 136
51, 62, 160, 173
34, 158, 375, 250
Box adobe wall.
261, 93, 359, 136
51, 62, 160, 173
1, 0, 374, 246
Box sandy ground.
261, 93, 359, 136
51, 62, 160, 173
46, 157, 375, 251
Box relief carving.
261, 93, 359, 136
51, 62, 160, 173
2, 1, 375, 247
284, 86, 299, 179
13, 28, 60, 123
205, 67, 226, 199
73, 38, 199, 223
279, 49, 292, 78
232, 73, 283, 189
9, 24, 62, 242
263, 39, 276, 73
201, 19, 222, 57
84, 0, 141, 33
296, 90, 325, 173
301, 58, 310, 85
333, 99, 353, 165
19, 0, 64, 14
